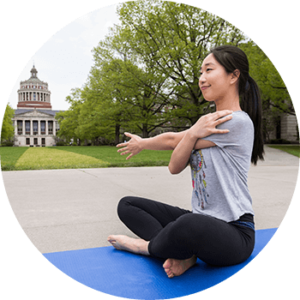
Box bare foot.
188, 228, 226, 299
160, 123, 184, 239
163, 256, 197, 278
107, 235, 150, 256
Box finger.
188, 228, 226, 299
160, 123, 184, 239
126, 153, 134, 160
117, 147, 127, 153
215, 114, 233, 125
124, 132, 133, 138
121, 150, 131, 155
116, 143, 127, 148
213, 129, 230, 134
214, 110, 233, 119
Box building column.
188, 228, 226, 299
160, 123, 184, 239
14, 120, 17, 135
46, 120, 48, 135
53, 120, 56, 136
30, 120, 33, 135
38, 121, 40, 135
22, 120, 25, 135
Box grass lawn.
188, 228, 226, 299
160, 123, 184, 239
0, 147, 29, 171
268, 145, 300, 157
3, 144, 297, 171
0, 146, 173, 171
14, 147, 109, 170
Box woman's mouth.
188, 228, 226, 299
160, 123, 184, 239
201, 86, 210, 91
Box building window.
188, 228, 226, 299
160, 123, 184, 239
25, 121, 30, 134
42, 138, 45, 146
17, 120, 23, 135
48, 121, 53, 134
55, 121, 60, 134
41, 121, 46, 134
33, 121, 38, 135
34, 138, 38, 145
26, 138, 30, 145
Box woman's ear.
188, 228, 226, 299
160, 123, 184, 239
230, 69, 240, 84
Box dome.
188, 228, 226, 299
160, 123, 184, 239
17, 65, 52, 110
21, 65, 46, 84
30, 65, 38, 78
31, 65, 37, 73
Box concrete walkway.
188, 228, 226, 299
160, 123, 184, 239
2, 146, 299, 253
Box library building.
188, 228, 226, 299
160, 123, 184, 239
13, 65, 62, 147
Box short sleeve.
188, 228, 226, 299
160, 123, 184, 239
202, 111, 254, 151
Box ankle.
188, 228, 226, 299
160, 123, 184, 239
136, 239, 150, 256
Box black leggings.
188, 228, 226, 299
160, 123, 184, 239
118, 196, 255, 266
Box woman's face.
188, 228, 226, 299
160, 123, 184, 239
199, 53, 233, 102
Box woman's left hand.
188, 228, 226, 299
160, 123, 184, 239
189, 110, 233, 139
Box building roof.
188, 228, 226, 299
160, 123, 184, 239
14, 109, 64, 116
20, 65, 47, 85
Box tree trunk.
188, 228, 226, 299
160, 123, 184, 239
115, 124, 120, 145
142, 124, 149, 138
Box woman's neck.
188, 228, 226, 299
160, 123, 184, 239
214, 92, 241, 112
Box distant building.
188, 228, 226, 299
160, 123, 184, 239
12, 65, 63, 147
267, 113, 299, 143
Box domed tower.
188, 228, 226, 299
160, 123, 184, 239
17, 65, 52, 110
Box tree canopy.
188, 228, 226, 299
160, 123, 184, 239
1, 103, 15, 143
56, 0, 293, 144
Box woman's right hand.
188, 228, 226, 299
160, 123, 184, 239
116, 132, 143, 160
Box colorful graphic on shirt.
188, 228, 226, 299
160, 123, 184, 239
190, 150, 209, 210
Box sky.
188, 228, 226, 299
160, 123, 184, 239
7, 4, 120, 111
8, 1, 252, 112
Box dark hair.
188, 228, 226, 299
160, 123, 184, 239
209, 45, 264, 165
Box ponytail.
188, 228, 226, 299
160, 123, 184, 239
210, 45, 265, 165
241, 76, 264, 165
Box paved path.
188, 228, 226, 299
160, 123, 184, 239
2, 146, 299, 253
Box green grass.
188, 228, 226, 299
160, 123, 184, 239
51, 146, 173, 167
0, 147, 29, 170
14, 147, 109, 170
268, 145, 300, 157
1, 145, 299, 171
0, 146, 173, 171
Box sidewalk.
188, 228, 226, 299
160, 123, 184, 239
2, 146, 299, 253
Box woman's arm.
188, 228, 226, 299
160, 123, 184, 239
117, 110, 232, 161
168, 130, 198, 174
168, 110, 233, 174
117, 131, 187, 160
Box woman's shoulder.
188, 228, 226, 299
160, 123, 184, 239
224, 111, 253, 130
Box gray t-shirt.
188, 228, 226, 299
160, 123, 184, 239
190, 111, 254, 222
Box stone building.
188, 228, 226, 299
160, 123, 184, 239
13, 65, 62, 147
267, 114, 299, 143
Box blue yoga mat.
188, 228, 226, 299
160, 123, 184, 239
44, 228, 277, 299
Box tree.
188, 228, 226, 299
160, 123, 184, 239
55, 88, 83, 144
240, 41, 296, 142
241, 41, 294, 116
91, 31, 175, 139
1, 103, 15, 144
115, 0, 247, 125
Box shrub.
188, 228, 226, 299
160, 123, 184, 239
270, 138, 291, 144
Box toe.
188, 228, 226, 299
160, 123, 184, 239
163, 259, 172, 269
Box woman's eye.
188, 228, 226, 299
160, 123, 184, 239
200, 68, 212, 76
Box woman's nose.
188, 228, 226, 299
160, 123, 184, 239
199, 74, 205, 86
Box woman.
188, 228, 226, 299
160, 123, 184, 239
108, 45, 264, 278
